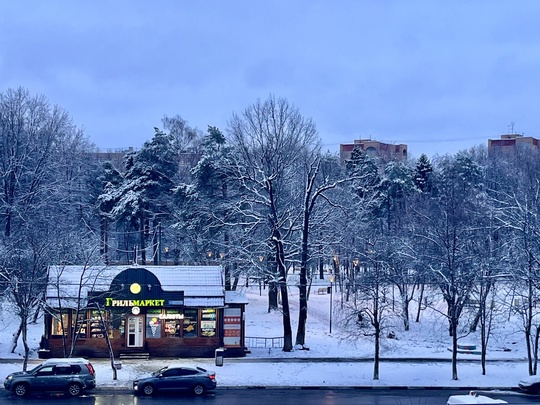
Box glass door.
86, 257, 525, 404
127, 316, 144, 347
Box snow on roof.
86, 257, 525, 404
46, 265, 224, 308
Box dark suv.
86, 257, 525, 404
4, 358, 96, 397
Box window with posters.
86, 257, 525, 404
163, 309, 183, 337
183, 309, 198, 338
146, 309, 162, 338
223, 307, 242, 346
200, 308, 216, 337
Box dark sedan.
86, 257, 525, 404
133, 365, 216, 396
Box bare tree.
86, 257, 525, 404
491, 147, 540, 376
413, 153, 485, 380
226, 95, 319, 352
0, 88, 93, 370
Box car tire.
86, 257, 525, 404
192, 383, 205, 396
13, 382, 30, 397
142, 384, 155, 396
67, 382, 82, 396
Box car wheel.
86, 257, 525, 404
14, 382, 29, 397
67, 382, 82, 396
192, 383, 205, 396
142, 383, 155, 396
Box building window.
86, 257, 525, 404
163, 309, 182, 337
183, 309, 198, 338
146, 310, 162, 338
89, 310, 107, 339
109, 311, 125, 339
201, 308, 216, 337
75, 312, 87, 338
51, 312, 70, 336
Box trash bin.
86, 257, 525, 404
215, 348, 225, 367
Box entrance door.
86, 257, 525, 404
127, 316, 144, 348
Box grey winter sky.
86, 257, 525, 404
1, 1, 539, 159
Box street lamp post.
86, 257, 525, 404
329, 275, 335, 334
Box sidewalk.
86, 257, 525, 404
0, 356, 526, 392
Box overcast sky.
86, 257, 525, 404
1, 1, 539, 158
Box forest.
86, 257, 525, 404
1, 88, 540, 380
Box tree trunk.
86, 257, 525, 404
21, 317, 30, 372
10, 322, 22, 353
224, 264, 231, 290
415, 283, 424, 323
280, 280, 293, 352
95, 304, 118, 380
451, 316, 459, 380
268, 282, 278, 312
295, 204, 311, 347
526, 326, 534, 375
295, 274, 308, 346
480, 303, 487, 375
232, 275, 240, 291
534, 326, 540, 375
373, 321, 380, 380
402, 296, 410, 331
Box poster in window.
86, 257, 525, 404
223, 308, 241, 346
183, 309, 198, 337
201, 309, 216, 337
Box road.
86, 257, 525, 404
0, 388, 538, 404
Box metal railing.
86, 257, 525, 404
245, 336, 284, 348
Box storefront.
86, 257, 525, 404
41, 265, 247, 359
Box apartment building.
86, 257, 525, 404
488, 133, 540, 156
340, 139, 408, 164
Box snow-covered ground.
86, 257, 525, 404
0, 279, 532, 389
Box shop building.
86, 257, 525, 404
41, 265, 247, 359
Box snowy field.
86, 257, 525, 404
0, 277, 532, 389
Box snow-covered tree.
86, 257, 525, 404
103, 128, 178, 264
0, 87, 94, 370
414, 153, 434, 193
413, 152, 485, 380
490, 146, 540, 376
226, 95, 319, 352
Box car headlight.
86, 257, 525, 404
6, 375, 12, 381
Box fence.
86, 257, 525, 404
245, 336, 284, 349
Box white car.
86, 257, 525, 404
447, 391, 507, 404
518, 375, 540, 394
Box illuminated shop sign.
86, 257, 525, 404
158, 314, 184, 320
105, 298, 165, 307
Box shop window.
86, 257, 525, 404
201, 308, 217, 337
89, 310, 107, 339
51, 312, 70, 336
163, 310, 183, 337
109, 311, 124, 339
183, 309, 198, 338
146, 309, 162, 338
74, 312, 87, 338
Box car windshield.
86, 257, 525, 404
27, 365, 43, 374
